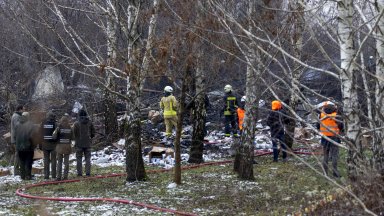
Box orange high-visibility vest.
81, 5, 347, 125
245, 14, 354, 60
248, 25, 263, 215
237, 108, 245, 130
320, 112, 340, 137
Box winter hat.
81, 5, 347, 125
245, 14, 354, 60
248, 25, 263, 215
271, 100, 282, 111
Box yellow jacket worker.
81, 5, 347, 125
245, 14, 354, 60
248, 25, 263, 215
160, 86, 178, 137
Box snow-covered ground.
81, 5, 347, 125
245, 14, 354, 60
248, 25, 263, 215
0, 122, 318, 215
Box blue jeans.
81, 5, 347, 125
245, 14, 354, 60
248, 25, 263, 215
272, 132, 286, 161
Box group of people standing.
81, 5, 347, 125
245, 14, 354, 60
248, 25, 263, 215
160, 84, 344, 178
10, 105, 95, 181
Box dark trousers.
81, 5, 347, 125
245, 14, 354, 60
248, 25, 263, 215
272, 132, 287, 162
13, 149, 21, 175
321, 136, 340, 177
18, 151, 34, 180
224, 115, 238, 136
76, 147, 91, 176
43, 149, 57, 179
57, 154, 70, 180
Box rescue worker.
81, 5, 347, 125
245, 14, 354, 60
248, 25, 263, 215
54, 114, 72, 181
73, 109, 95, 177
11, 104, 25, 176
40, 111, 58, 180
237, 96, 246, 133
317, 104, 343, 178
266, 100, 288, 162
159, 86, 178, 137
222, 84, 239, 137
15, 112, 38, 180
315, 99, 336, 113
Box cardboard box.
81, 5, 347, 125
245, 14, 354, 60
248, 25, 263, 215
32, 167, 43, 174
148, 146, 174, 161
33, 149, 44, 160
0, 169, 11, 177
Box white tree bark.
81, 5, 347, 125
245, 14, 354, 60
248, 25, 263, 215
141, 0, 160, 89
125, 0, 146, 181
373, 0, 384, 174
286, 0, 305, 150
104, 0, 118, 141
337, 0, 364, 180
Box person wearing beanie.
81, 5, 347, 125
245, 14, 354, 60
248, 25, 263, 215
73, 109, 95, 177
266, 100, 288, 162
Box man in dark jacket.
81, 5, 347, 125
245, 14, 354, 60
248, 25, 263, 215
317, 104, 344, 178
54, 113, 73, 181
11, 104, 25, 175
73, 109, 95, 177
40, 111, 58, 179
222, 84, 240, 137
266, 100, 288, 162
15, 112, 38, 180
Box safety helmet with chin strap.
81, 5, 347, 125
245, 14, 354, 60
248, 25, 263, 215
164, 86, 173, 93
241, 96, 246, 102
224, 84, 232, 93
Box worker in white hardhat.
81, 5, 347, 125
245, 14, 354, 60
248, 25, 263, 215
237, 96, 246, 132
160, 86, 178, 137
222, 84, 240, 137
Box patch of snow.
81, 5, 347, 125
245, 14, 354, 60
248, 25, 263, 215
167, 182, 177, 189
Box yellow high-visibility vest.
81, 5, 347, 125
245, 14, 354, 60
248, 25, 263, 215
160, 95, 178, 117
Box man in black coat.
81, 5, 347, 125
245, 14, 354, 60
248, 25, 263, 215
266, 100, 289, 162
11, 104, 25, 175
15, 112, 38, 180
73, 109, 95, 176
40, 111, 58, 179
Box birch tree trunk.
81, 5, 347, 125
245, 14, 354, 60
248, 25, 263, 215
188, 51, 206, 164
373, 0, 384, 176
141, 0, 160, 88
337, 0, 363, 180
125, 0, 146, 182
285, 0, 305, 152
174, 71, 189, 184
104, 1, 118, 143
235, 0, 257, 180
188, 2, 206, 164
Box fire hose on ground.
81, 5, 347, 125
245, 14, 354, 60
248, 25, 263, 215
16, 148, 322, 216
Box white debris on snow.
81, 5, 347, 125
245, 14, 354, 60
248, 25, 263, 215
167, 182, 177, 189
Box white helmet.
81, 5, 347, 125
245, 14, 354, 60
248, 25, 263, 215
224, 84, 232, 93
241, 96, 246, 102
164, 86, 173, 93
